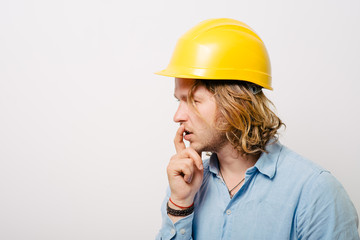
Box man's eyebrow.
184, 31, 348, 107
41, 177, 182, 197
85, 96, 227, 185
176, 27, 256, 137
174, 94, 187, 100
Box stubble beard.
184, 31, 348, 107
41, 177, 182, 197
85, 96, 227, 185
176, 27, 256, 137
190, 130, 228, 155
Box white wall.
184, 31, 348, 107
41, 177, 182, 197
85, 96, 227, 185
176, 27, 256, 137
0, 0, 359, 239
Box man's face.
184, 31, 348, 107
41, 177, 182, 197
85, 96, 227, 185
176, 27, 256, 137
173, 78, 227, 153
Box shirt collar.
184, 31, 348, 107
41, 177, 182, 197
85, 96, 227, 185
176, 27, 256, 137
209, 153, 220, 175
208, 141, 282, 179
253, 140, 282, 179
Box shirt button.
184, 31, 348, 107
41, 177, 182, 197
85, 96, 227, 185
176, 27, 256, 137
226, 209, 231, 215
180, 229, 186, 235
170, 229, 176, 235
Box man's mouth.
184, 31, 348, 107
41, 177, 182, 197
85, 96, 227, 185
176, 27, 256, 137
184, 130, 192, 141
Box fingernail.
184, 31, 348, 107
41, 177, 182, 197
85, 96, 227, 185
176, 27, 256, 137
187, 175, 192, 183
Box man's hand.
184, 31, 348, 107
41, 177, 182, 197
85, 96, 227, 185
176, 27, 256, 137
167, 124, 204, 208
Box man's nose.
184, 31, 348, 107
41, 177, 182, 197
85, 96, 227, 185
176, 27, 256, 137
173, 103, 188, 123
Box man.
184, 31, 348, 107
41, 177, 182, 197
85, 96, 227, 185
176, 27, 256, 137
155, 18, 359, 239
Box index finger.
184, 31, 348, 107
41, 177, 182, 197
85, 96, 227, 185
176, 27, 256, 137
174, 124, 186, 153
180, 148, 203, 171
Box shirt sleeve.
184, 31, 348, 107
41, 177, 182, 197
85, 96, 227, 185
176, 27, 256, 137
296, 171, 359, 240
155, 188, 194, 240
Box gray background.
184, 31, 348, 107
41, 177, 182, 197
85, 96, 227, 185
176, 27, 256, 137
1, 0, 359, 239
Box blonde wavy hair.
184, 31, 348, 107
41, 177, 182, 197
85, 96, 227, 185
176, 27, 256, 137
189, 80, 284, 155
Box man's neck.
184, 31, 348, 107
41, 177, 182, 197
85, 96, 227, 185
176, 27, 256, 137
215, 143, 259, 177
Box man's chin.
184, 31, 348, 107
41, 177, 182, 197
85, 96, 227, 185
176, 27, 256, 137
189, 143, 203, 155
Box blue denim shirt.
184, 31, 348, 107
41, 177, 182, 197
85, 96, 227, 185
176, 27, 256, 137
157, 141, 359, 239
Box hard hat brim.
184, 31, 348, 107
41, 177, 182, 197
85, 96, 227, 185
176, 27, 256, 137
155, 67, 273, 90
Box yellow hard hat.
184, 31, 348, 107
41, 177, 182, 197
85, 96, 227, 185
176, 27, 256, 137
156, 18, 272, 90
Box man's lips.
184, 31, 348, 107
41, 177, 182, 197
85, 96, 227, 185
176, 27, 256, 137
183, 130, 193, 140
